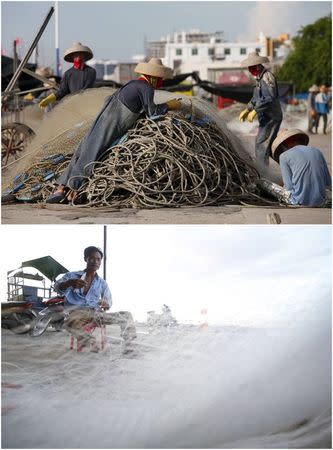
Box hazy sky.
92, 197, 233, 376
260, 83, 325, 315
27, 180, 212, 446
1, 225, 331, 327
1, 1, 331, 70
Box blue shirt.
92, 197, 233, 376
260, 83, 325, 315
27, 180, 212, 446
315, 92, 330, 115
280, 145, 331, 206
54, 270, 112, 309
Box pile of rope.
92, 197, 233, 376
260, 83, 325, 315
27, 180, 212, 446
77, 114, 270, 207
4, 113, 279, 207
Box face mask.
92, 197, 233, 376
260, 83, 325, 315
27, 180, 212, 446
73, 56, 84, 70
248, 65, 262, 77
138, 75, 163, 88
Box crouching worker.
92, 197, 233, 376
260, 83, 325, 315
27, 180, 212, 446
258, 129, 331, 207
54, 246, 137, 354
47, 58, 182, 203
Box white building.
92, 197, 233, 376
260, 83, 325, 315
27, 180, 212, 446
147, 29, 290, 81
88, 59, 118, 80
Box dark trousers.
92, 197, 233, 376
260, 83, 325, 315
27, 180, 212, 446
57, 94, 140, 190
315, 113, 328, 134
255, 102, 283, 166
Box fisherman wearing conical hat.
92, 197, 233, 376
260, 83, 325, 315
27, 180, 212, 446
307, 84, 319, 134
46, 58, 182, 203
239, 52, 283, 166
314, 84, 330, 135
266, 129, 331, 206
38, 42, 96, 109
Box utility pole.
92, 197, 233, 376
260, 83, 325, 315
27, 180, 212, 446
103, 226, 107, 281
55, 1, 61, 76
4, 7, 54, 93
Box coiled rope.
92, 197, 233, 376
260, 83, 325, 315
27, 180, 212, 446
76, 114, 276, 207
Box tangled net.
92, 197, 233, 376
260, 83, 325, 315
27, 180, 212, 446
4, 113, 280, 207
77, 114, 268, 208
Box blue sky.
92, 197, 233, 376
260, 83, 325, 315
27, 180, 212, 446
1, 1, 331, 70
1, 225, 331, 326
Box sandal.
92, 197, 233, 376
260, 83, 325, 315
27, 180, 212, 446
46, 192, 68, 204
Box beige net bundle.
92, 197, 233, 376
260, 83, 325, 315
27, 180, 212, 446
2, 87, 116, 190
3, 89, 277, 206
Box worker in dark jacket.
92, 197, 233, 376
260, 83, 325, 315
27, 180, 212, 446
239, 52, 283, 166
46, 58, 182, 203
39, 42, 96, 108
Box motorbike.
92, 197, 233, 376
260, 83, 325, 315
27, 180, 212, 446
1, 301, 38, 334
30, 296, 66, 337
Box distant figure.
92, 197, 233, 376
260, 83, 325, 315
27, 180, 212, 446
307, 84, 319, 134
46, 58, 182, 203
315, 85, 330, 134
270, 129, 331, 206
38, 42, 96, 109
54, 246, 137, 353
239, 52, 282, 166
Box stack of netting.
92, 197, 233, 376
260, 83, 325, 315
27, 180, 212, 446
2, 89, 279, 207
3, 120, 92, 202
2, 87, 116, 193
76, 114, 267, 208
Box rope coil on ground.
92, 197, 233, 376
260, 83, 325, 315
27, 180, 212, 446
77, 114, 275, 207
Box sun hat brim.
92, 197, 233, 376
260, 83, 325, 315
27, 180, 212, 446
241, 54, 270, 67
272, 129, 309, 160
64, 43, 93, 62
134, 59, 173, 79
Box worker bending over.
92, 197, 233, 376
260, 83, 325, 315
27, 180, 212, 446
47, 57, 181, 203
259, 129, 331, 207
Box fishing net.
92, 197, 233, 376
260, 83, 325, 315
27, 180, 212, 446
2, 87, 116, 189
3, 88, 279, 206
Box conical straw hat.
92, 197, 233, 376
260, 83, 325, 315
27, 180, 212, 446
134, 58, 173, 79
241, 51, 270, 67
64, 42, 93, 62
308, 84, 319, 92
35, 66, 54, 78
271, 128, 309, 161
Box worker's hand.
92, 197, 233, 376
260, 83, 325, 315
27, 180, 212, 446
310, 109, 317, 118
38, 93, 56, 109
239, 108, 250, 122
247, 110, 257, 122
166, 98, 182, 110
67, 279, 87, 289
100, 299, 110, 310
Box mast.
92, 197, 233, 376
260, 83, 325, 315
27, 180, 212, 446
103, 226, 107, 281
55, 1, 61, 76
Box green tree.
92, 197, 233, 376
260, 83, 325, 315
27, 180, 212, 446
276, 15, 331, 92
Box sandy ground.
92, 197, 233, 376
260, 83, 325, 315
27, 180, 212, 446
1, 110, 331, 225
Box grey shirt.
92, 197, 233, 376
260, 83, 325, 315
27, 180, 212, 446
248, 70, 281, 113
